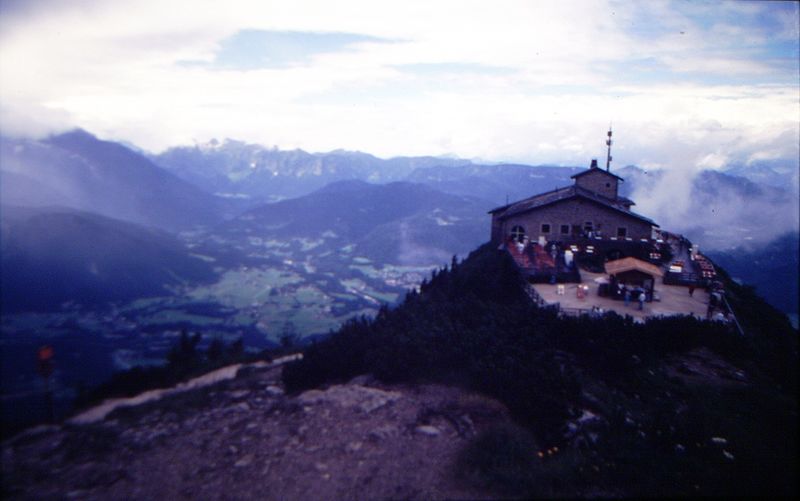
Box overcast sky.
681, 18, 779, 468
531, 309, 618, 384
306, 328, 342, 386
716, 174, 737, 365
1, 0, 797, 170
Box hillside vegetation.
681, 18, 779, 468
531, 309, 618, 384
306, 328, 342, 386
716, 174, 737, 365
284, 243, 798, 497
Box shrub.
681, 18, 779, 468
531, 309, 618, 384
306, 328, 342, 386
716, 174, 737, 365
456, 423, 541, 496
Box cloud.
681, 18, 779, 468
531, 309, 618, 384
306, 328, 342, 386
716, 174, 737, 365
0, 0, 796, 178
179, 30, 393, 70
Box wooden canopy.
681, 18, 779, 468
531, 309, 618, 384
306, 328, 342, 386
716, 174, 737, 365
605, 257, 664, 278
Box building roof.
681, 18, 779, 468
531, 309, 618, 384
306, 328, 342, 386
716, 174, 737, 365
604, 257, 664, 278
488, 185, 658, 226
571, 167, 624, 182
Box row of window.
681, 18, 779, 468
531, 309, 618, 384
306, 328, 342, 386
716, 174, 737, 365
510, 224, 627, 242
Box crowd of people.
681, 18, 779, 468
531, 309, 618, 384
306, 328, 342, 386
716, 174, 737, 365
608, 281, 651, 310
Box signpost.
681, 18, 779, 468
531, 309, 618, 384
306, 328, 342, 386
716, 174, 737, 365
37, 345, 54, 423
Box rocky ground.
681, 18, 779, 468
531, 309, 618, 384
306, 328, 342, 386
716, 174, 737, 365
2, 361, 512, 500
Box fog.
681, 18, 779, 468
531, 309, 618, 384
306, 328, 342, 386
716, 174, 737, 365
627, 165, 799, 251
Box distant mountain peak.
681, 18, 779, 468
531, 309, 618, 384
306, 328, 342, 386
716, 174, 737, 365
49, 127, 97, 142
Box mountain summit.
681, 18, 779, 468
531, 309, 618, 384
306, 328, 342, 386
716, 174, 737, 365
2, 241, 797, 498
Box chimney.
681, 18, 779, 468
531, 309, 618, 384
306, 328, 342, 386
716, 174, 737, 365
590, 159, 598, 169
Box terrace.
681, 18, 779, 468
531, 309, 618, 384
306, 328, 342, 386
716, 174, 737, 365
510, 232, 734, 324
528, 270, 712, 321
504, 237, 580, 283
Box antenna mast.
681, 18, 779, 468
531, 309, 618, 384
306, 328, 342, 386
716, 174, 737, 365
605, 126, 613, 171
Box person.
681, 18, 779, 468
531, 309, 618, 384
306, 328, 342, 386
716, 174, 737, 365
688, 285, 695, 297
624, 287, 631, 307
638, 291, 645, 310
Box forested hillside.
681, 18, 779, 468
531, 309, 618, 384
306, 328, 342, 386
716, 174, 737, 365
283, 244, 798, 497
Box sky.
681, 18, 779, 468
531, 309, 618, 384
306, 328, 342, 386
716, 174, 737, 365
0, 0, 798, 171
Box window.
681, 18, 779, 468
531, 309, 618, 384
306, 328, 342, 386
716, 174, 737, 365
510, 225, 526, 243
617, 227, 627, 238
541, 223, 551, 234
560, 224, 570, 235
605, 182, 611, 188
584, 221, 594, 232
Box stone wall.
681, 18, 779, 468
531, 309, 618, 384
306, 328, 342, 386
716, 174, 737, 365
574, 170, 619, 199
495, 198, 652, 243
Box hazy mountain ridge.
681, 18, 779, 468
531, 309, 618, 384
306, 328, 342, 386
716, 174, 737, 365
0, 131, 227, 231
220, 180, 490, 261
405, 163, 583, 204
708, 231, 800, 316
152, 139, 471, 203
615, 165, 799, 250
151, 139, 798, 252
0, 206, 217, 313
723, 160, 800, 189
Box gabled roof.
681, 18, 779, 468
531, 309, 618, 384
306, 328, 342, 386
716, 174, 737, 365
488, 185, 658, 226
571, 168, 624, 182
488, 185, 575, 215
605, 257, 664, 277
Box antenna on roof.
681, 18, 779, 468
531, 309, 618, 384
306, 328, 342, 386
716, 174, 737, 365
605, 125, 613, 172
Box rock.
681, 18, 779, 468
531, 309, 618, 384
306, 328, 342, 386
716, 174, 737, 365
345, 441, 363, 453
234, 454, 254, 468
415, 425, 440, 437
297, 385, 402, 414
265, 385, 284, 397
369, 425, 398, 442
229, 390, 250, 399
2, 374, 515, 500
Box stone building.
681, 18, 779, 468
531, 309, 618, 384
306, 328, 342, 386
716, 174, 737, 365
489, 158, 658, 245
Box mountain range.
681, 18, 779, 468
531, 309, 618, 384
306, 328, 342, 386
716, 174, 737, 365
152, 138, 471, 203
2, 129, 797, 316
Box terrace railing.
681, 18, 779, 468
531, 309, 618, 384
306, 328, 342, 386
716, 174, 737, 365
525, 283, 548, 307
557, 306, 593, 317
720, 294, 745, 336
